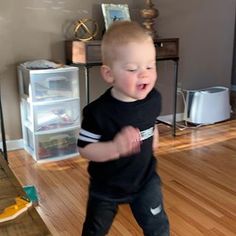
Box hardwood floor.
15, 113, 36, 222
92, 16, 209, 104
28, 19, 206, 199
8, 118, 236, 236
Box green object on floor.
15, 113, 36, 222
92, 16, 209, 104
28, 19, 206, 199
23, 185, 39, 205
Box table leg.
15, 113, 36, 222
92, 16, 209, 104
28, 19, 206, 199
84, 66, 90, 104
172, 60, 179, 136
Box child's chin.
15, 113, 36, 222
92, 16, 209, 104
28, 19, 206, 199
136, 93, 148, 100
137, 89, 151, 100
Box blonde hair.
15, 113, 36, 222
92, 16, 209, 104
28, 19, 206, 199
101, 21, 153, 66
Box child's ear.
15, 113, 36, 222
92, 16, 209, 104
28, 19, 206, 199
100, 65, 114, 84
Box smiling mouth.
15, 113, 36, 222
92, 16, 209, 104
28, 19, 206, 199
137, 84, 147, 90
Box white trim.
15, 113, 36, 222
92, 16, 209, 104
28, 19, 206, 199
157, 113, 184, 125
78, 135, 99, 143
0, 139, 24, 151
140, 127, 154, 141
79, 129, 101, 139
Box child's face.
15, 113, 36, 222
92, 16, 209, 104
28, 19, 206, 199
108, 39, 157, 102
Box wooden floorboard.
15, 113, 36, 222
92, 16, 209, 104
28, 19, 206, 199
8, 118, 236, 235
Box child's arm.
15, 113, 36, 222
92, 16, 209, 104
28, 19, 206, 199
152, 124, 159, 151
79, 126, 141, 162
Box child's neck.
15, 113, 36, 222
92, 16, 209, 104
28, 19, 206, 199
111, 87, 137, 102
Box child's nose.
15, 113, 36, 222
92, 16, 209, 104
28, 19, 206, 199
139, 69, 148, 78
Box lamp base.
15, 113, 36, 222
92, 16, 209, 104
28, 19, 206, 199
140, 0, 159, 39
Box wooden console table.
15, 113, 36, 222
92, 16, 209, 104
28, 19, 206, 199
0, 154, 51, 235
65, 39, 179, 136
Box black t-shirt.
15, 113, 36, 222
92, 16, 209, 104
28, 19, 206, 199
78, 87, 162, 199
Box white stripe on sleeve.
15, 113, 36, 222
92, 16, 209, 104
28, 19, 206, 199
78, 128, 101, 143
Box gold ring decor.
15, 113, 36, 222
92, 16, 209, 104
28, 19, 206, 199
74, 18, 99, 41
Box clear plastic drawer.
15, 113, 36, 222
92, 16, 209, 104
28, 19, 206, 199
18, 66, 79, 102
24, 127, 79, 160
24, 98, 80, 131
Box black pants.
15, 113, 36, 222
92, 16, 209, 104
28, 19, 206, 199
82, 174, 170, 236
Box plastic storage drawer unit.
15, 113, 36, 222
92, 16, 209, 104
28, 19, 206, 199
18, 64, 80, 162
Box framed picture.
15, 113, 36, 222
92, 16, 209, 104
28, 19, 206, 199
101, 4, 131, 30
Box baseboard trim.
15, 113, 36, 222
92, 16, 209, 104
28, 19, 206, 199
158, 113, 184, 125
0, 139, 24, 151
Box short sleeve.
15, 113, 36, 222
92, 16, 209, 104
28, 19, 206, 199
77, 106, 102, 148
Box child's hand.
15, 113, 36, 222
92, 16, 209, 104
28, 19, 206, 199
113, 126, 141, 157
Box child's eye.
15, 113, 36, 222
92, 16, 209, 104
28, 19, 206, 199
147, 65, 155, 70
127, 68, 137, 72
147, 62, 156, 70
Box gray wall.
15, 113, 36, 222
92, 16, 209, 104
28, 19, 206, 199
155, 0, 235, 89
0, 0, 235, 140
151, 0, 236, 114
232, 12, 236, 88
0, 0, 135, 140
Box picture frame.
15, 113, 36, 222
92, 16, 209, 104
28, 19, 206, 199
101, 4, 131, 30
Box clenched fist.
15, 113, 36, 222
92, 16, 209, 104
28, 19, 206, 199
113, 126, 141, 157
